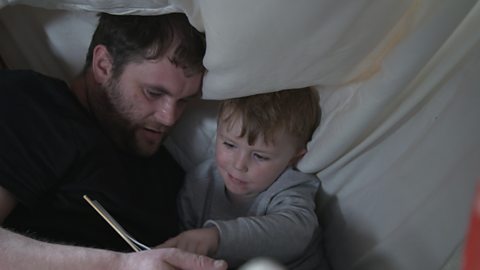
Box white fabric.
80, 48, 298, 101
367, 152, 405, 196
1, 1, 479, 270
0, 0, 182, 15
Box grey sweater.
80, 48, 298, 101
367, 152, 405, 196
178, 159, 327, 269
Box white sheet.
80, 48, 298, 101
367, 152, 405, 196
1, 1, 479, 270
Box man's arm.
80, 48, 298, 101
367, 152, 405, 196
0, 186, 227, 270
0, 185, 16, 223
0, 227, 227, 270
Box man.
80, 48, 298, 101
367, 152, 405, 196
0, 13, 227, 270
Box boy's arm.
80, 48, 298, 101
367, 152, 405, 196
206, 183, 320, 268
0, 227, 227, 270
157, 226, 220, 257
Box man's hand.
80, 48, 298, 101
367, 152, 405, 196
121, 247, 227, 270
158, 227, 220, 257
0, 227, 227, 270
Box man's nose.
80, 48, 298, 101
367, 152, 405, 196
154, 100, 179, 127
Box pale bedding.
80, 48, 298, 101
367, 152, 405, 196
1, 1, 479, 269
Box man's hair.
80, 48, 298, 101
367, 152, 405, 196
218, 87, 321, 149
84, 13, 206, 78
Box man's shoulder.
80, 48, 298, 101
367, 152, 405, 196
0, 69, 38, 80
0, 69, 70, 103
0, 69, 65, 88
1, 69, 83, 117
0, 69, 95, 158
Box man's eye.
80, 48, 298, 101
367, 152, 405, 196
145, 88, 164, 98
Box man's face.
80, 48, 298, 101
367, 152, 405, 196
93, 57, 202, 157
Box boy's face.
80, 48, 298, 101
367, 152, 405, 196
215, 116, 305, 199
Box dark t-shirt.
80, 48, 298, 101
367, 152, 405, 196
0, 70, 184, 251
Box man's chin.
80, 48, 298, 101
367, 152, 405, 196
134, 140, 163, 157
131, 129, 167, 157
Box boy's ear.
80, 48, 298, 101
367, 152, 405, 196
289, 148, 307, 166
91, 45, 113, 84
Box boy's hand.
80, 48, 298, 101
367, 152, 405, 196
157, 227, 220, 256
121, 248, 227, 270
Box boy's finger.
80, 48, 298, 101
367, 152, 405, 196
155, 238, 177, 249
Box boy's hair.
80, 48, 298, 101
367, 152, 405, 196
84, 13, 206, 78
218, 87, 321, 149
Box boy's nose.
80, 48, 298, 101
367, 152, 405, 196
233, 153, 248, 172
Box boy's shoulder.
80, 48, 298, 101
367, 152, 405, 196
188, 158, 215, 175
269, 167, 320, 192
184, 158, 219, 185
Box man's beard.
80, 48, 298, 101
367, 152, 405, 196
87, 78, 164, 157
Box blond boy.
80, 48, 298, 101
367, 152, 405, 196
161, 88, 326, 269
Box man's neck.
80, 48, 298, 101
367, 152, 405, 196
69, 72, 91, 113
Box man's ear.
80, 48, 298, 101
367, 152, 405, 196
91, 45, 113, 84
289, 148, 307, 166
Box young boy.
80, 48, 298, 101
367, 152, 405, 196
160, 87, 326, 269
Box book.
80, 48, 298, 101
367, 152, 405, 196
83, 195, 151, 252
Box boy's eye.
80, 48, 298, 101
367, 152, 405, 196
253, 153, 269, 161
223, 141, 235, 149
